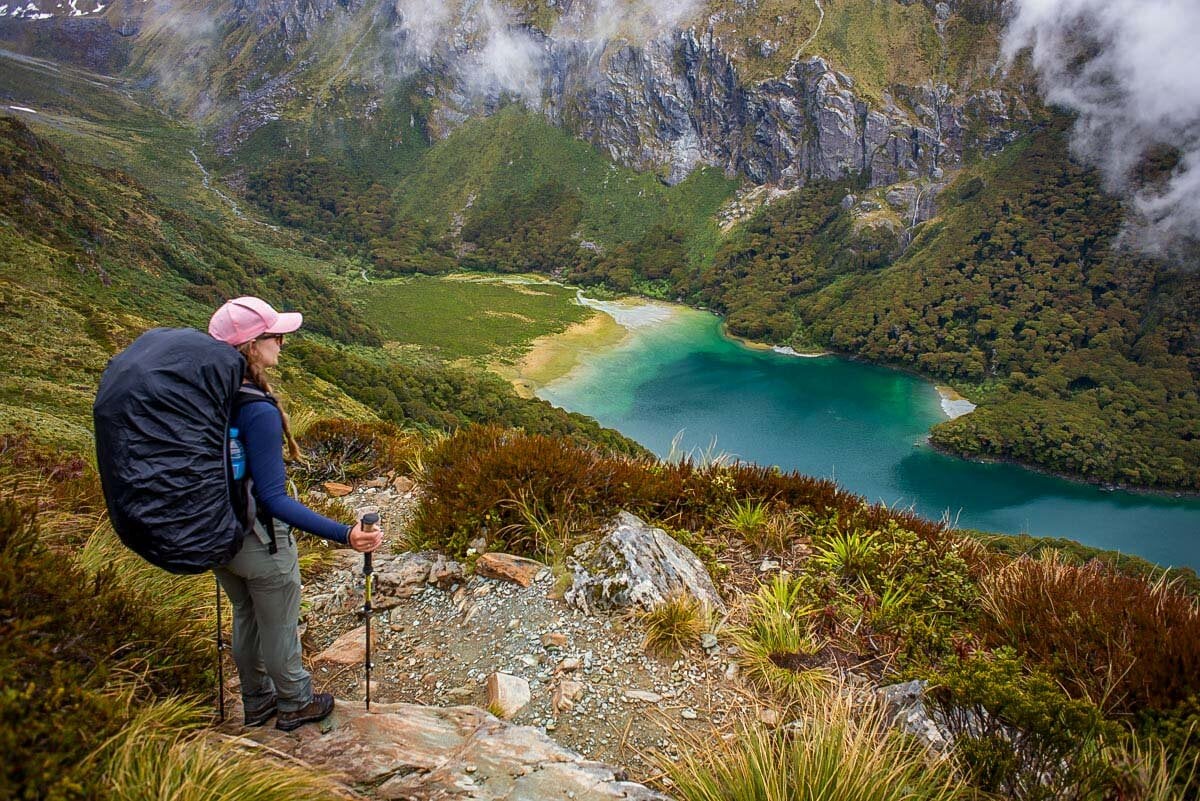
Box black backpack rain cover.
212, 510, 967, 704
94, 328, 249, 574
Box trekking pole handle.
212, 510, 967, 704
361, 512, 379, 573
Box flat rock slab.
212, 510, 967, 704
475, 552, 546, 587
239, 701, 671, 801
314, 625, 374, 665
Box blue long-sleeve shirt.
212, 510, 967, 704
236, 400, 351, 545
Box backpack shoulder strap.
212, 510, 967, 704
232, 384, 278, 414
230, 384, 282, 554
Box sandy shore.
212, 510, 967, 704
492, 310, 629, 398
722, 327, 831, 357
936, 385, 977, 419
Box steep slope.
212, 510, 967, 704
0, 0, 1027, 190
0, 107, 640, 454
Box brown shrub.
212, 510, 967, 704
293, 418, 420, 485
412, 425, 955, 558
411, 426, 645, 555
980, 552, 1200, 715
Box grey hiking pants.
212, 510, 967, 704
212, 522, 313, 713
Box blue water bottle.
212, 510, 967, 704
229, 427, 246, 480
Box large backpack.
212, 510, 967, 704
94, 327, 261, 574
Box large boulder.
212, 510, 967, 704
235, 701, 670, 800
565, 511, 726, 616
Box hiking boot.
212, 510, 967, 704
243, 694, 277, 727
275, 693, 335, 732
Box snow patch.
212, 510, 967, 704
8, 106, 38, 114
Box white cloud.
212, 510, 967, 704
1004, 0, 1200, 252
465, 1, 546, 106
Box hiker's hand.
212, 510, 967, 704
348, 522, 383, 553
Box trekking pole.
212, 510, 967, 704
360, 512, 380, 710
215, 575, 226, 723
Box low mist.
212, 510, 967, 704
1004, 0, 1200, 255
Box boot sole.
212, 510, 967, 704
275, 713, 330, 732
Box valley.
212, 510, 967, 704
2, 1, 1199, 798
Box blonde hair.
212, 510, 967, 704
238, 339, 304, 462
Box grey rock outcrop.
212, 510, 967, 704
877, 679, 952, 752
565, 511, 727, 616
238, 700, 671, 800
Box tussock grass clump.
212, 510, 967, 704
662, 688, 967, 801
980, 552, 1200, 715
1103, 732, 1200, 801
639, 593, 709, 658
731, 573, 831, 702
0, 430, 105, 540
95, 697, 349, 800
78, 525, 216, 653
497, 490, 581, 562
814, 529, 881, 578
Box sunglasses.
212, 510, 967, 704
256, 333, 285, 343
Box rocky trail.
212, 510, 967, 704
215, 480, 744, 799
218, 479, 939, 799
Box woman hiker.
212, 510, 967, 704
209, 296, 384, 731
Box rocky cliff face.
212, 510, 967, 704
539, 25, 1026, 188
5, 0, 1030, 194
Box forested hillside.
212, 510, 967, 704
692, 123, 1200, 489
0, 114, 638, 454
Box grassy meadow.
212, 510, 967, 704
357, 275, 592, 362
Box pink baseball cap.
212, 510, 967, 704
208, 296, 303, 346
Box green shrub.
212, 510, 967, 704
0, 499, 211, 800
926, 649, 1119, 800
805, 521, 980, 665
980, 552, 1200, 715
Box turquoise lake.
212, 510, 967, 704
538, 300, 1200, 571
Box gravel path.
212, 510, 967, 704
299, 483, 754, 780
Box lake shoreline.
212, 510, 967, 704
495, 305, 632, 397
925, 437, 1200, 502
494, 282, 1197, 500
